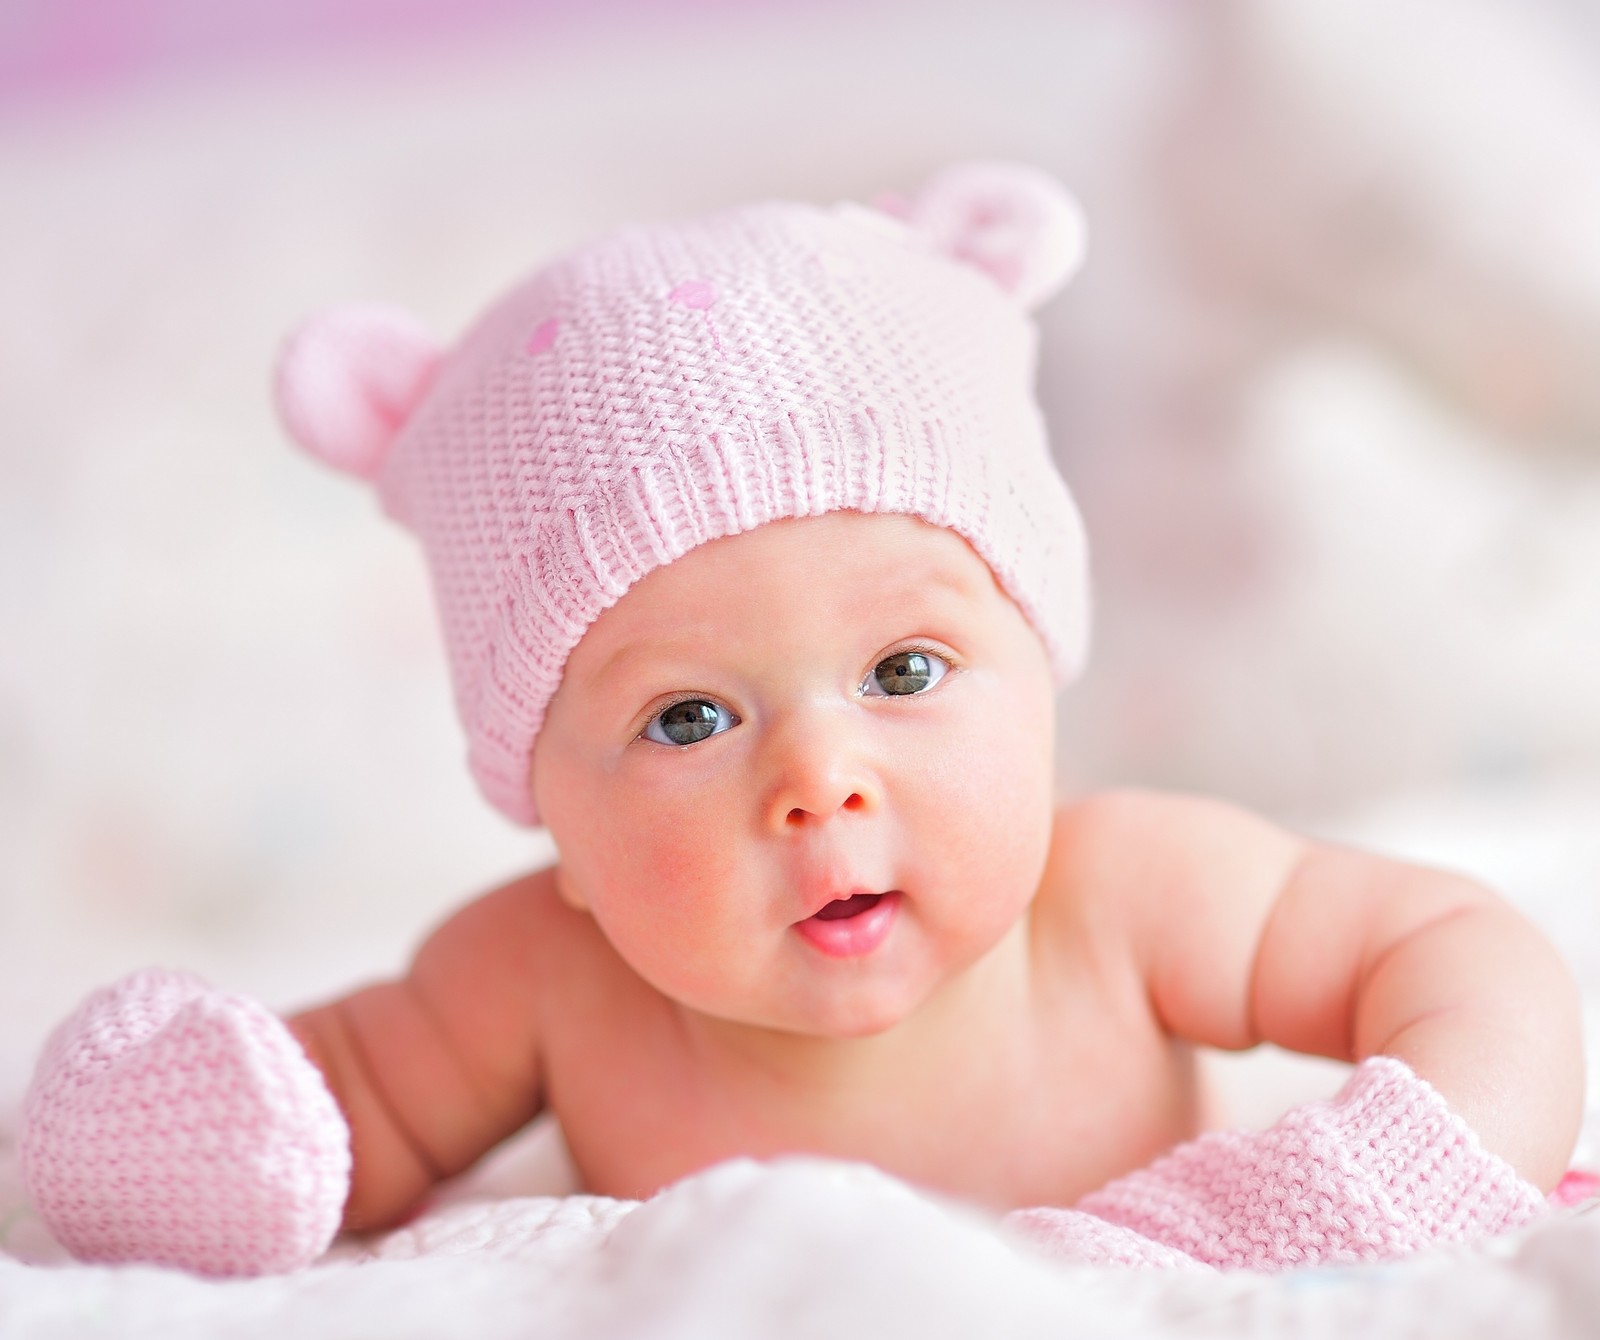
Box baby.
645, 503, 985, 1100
19, 163, 1584, 1277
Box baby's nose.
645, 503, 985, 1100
761, 709, 882, 831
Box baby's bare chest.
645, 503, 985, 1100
535, 978, 1206, 1209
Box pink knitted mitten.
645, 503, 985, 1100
1007, 1056, 1548, 1272
20, 968, 351, 1276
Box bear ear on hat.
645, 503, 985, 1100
903, 161, 1088, 311
274, 303, 442, 480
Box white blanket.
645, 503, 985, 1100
3, 1140, 1598, 1340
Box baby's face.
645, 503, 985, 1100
533, 510, 1058, 1039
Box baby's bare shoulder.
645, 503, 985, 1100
1032, 788, 1301, 961
1037, 788, 1309, 1050
414, 864, 602, 994
1037, 789, 1221, 909
1028, 791, 1182, 981
1042, 788, 1296, 892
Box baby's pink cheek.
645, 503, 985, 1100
595, 811, 755, 1002
615, 803, 741, 924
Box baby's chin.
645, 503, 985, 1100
682, 976, 941, 1043
784, 996, 917, 1041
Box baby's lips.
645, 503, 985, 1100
793, 892, 903, 958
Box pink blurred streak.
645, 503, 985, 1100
0, 0, 773, 111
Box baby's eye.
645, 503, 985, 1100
863, 649, 950, 697
643, 699, 739, 747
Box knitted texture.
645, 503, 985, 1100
275, 163, 1090, 824
19, 969, 351, 1276
1005, 1056, 1548, 1272
1004, 1206, 1212, 1270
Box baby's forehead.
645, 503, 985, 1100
565, 511, 1015, 675
635, 510, 997, 610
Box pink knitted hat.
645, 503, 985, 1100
275, 162, 1091, 825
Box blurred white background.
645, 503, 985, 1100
1, 0, 1598, 1137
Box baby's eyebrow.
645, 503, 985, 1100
868, 557, 991, 614
911, 560, 987, 603
588, 638, 696, 695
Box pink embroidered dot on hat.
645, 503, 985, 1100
274, 162, 1091, 825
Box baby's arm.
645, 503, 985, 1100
288, 873, 550, 1229
1068, 790, 1584, 1190
19, 874, 554, 1274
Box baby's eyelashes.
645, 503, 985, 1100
642, 699, 739, 747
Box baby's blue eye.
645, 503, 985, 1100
863, 650, 949, 697
643, 699, 739, 746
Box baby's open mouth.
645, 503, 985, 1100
812, 892, 887, 921
795, 890, 903, 958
